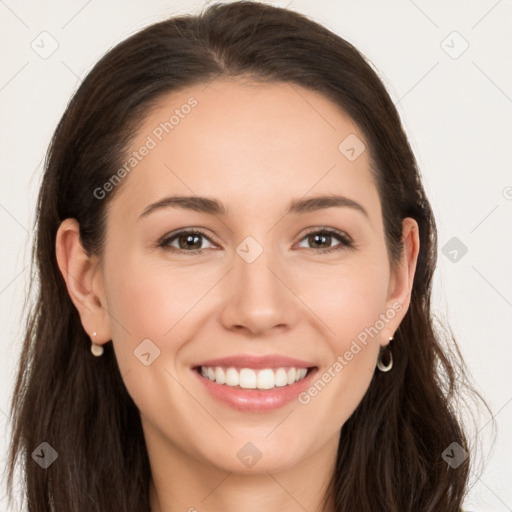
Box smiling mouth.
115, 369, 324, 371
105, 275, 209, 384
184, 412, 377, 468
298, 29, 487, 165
194, 365, 317, 390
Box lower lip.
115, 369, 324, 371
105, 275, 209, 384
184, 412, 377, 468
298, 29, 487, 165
192, 367, 318, 412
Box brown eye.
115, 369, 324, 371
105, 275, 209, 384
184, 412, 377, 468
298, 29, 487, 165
176, 233, 203, 250
158, 227, 353, 255
297, 228, 353, 253
159, 230, 215, 253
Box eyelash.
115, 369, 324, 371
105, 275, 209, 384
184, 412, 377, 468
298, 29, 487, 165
157, 227, 354, 255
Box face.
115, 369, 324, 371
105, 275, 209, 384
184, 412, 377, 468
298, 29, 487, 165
87, 79, 414, 475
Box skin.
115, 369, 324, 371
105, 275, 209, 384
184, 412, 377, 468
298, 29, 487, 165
56, 79, 419, 512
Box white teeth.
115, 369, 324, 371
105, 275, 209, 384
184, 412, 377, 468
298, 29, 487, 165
225, 367, 239, 386
275, 368, 288, 387
199, 366, 309, 389
257, 369, 275, 389
214, 367, 225, 385
239, 368, 257, 389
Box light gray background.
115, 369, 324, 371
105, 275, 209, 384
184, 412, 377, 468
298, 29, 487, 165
1, 1, 511, 510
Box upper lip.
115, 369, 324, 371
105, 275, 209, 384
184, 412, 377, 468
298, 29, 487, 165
193, 354, 317, 369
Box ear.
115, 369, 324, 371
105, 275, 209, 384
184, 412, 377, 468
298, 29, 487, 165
381, 217, 420, 346
55, 218, 111, 346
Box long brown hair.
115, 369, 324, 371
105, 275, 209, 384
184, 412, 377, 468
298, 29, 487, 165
6, 2, 490, 510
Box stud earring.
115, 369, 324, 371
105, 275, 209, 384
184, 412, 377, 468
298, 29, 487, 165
377, 336, 393, 372
90, 331, 104, 357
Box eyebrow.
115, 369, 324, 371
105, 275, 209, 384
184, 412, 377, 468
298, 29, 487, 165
138, 194, 369, 219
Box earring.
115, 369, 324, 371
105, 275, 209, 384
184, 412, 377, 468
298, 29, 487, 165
377, 336, 393, 372
90, 331, 104, 357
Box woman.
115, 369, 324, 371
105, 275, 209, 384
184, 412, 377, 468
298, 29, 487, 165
6, 2, 486, 510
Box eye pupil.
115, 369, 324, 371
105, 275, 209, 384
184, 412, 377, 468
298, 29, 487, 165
310, 233, 331, 248
179, 234, 202, 250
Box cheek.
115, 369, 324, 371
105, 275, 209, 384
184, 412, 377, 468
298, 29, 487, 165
298, 280, 384, 431
103, 254, 221, 382
298, 258, 388, 412
105, 255, 211, 337
102, 258, 205, 417
301, 256, 390, 343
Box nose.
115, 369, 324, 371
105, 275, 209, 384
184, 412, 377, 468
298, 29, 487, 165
219, 240, 299, 337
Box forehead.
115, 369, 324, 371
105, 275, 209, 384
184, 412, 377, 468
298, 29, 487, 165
111, 79, 379, 220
